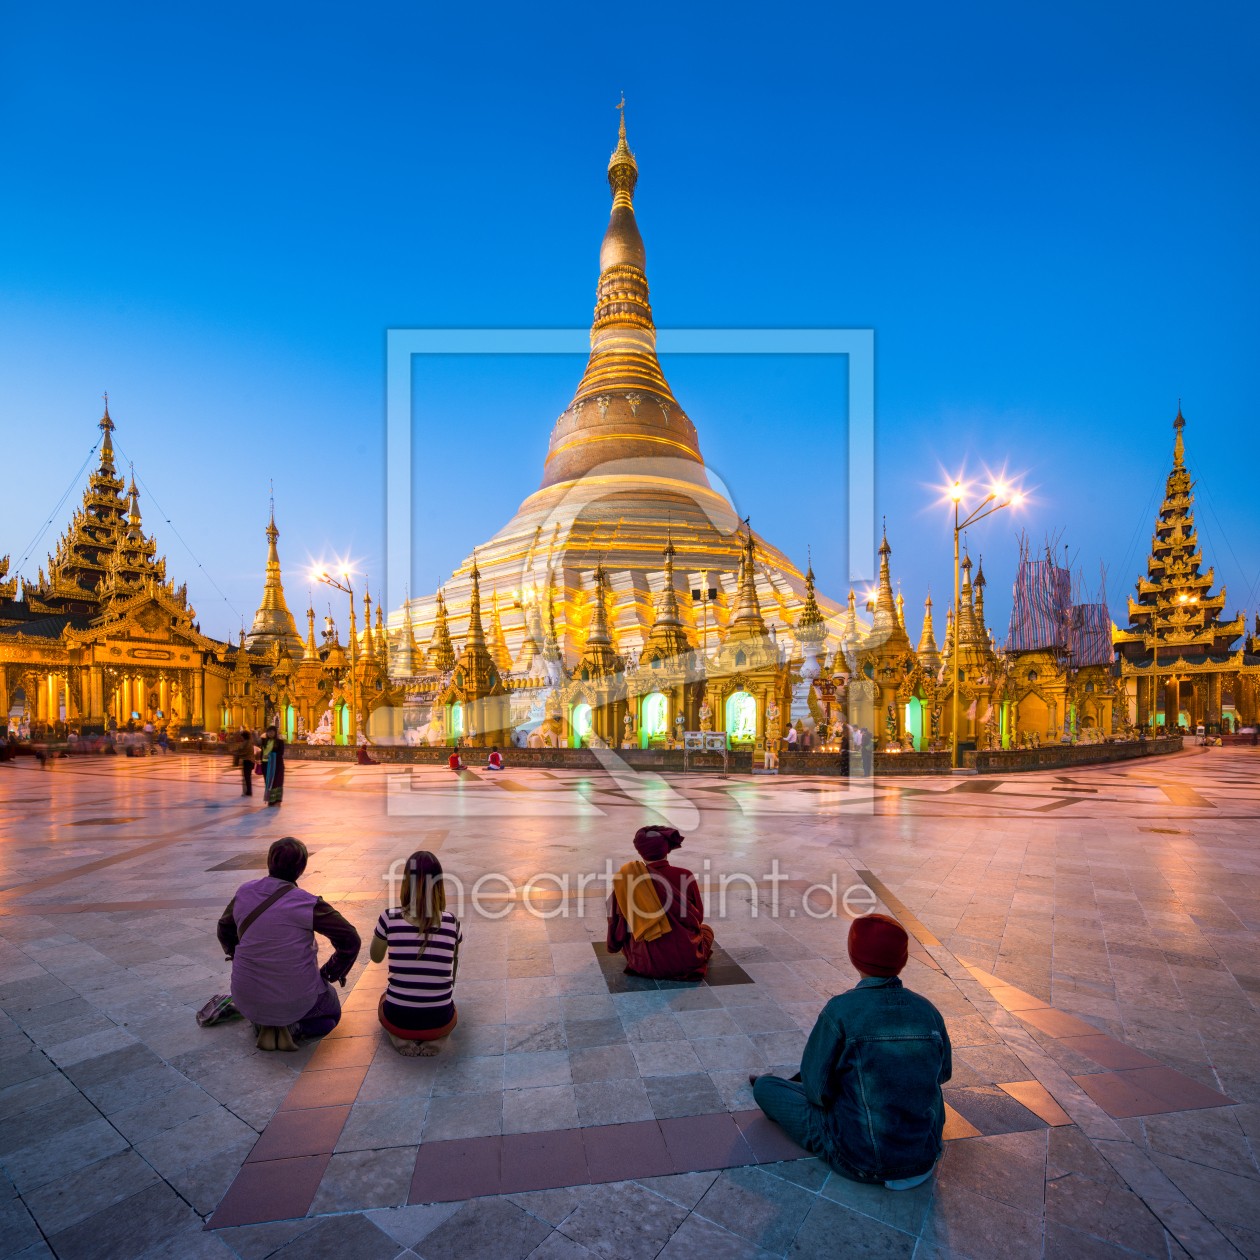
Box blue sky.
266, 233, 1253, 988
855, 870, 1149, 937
2, 2, 1256, 644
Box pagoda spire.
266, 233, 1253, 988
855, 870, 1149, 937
540, 106, 704, 492
917, 591, 941, 675
304, 605, 319, 661
430, 587, 456, 673
374, 598, 388, 661
578, 563, 620, 678
1173, 402, 1186, 470
868, 526, 898, 636
246, 506, 303, 655
488, 588, 512, 672
360, 586, 376, 660
99, 395, 115, 473
466, 556, 487, 649
643, 537, 691, 662
974, 556, 988, 634
797, 555, 826, 650
395, 594, 416, 675
726, 521, 767, 639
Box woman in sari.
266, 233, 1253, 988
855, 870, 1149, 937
261, 725, 286, 807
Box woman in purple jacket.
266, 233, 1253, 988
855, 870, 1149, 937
217, 837, 361, 1051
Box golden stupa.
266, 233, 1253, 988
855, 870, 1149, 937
394, 111, 845, 673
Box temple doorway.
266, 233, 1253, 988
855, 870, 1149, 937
726, 691, 756, 744
904, 697, 923, 751
571, 703, 592, 748
641, 693, 667, 747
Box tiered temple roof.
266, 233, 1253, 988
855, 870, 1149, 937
1116, 408, 1243, 664
1, 404, 187, 628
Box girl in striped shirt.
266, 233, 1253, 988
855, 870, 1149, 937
371, 850, 461, 1057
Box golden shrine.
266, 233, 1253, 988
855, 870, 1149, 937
0, 406, 401, 745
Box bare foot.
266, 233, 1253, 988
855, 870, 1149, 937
256, 1026, 277, 1051
275, 1026, 298, 1052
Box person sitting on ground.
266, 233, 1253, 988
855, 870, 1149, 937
371, 850, 461, 1057
356, 745, 379, 765
486, 746, 503, 770
751, 914, 951, 1191
606, 826, 714, 981
217, 837, 361, 1052
448, 750, 464, 770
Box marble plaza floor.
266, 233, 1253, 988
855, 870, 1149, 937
0, 744, 1258, 1259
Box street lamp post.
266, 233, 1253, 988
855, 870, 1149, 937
316, 571, 359, 748
949, 481, 1021, 769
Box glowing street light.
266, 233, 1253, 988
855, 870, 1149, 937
948, 479, 1022, 769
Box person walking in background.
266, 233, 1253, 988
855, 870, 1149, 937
237, 728, 255, 796
217, 837, 360, 1051
372, 850, 461, 1057
261, 725, 285, 807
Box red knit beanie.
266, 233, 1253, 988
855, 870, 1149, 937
848, 913, 909, 977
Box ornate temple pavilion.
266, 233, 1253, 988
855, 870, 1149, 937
389, 114, 849, 748
1114, 408, 1259, 732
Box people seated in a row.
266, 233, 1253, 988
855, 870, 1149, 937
217, 837, 360, 1051
218, 829, 949, 1194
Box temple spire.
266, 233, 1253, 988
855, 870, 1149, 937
726, 521, 767, 638
304, 605, 319, 661
797, 555, 826, 649
430, 587, 455, 673
1173, 402, 1186, 469
99, 395, 115, 472
868, 526, 898, 635
541, 110, 702, 492
917, 591, 941, 674
360, 586, 376, 660
466, 555, 486, 648
246, 505, 302, 654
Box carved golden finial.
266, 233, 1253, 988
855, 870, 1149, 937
608, 95, 638, 202
1173, 401, 1186, 469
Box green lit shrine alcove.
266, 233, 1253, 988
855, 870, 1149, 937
726, 691, 756, 746
571, 703, 592, 748
640, 692, 667, 748
448, 704, 463, 745
903, 697, 923, 751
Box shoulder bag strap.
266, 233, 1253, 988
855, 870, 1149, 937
238, 884, 296, 938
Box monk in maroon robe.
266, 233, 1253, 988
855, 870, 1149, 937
606, 826, 714, 981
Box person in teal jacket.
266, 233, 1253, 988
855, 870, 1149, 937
752, 913, 951, 1191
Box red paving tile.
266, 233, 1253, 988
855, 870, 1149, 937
500, 1129, 590, 1194
996, 1081, 1072, 1126
277, 1066, 369, 1112
732, 1109, 812, 1162
208, 1154, 330, 1228
244, 1105, 352, 1162
1058, 1035, 1161, 1070
659, 1113, 756, 1172
582, 1120, 674, 1182
305, 1035, 380, 1070
1116, 1067, 1234, 1110
410, 1135, 502, 1203
1072, 1072, 1177, 1119
1018, 1007, 1099, 1039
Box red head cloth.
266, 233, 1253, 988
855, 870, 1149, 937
632, 826, 684, 863
848, 913, 909, 977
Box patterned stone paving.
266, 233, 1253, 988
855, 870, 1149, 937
0, 744, 1257, 1258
